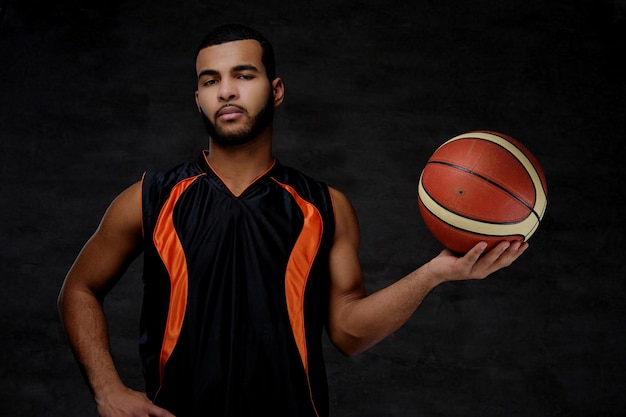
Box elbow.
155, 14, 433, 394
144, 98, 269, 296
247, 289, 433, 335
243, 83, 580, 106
339, 346, 366, 359
328, 330, 376, 358
56, 280, 103, 321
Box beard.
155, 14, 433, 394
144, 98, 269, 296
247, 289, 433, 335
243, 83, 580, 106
200, 93, 275, 147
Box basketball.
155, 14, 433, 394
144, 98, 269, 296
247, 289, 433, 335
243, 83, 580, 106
417, 130, 548, 254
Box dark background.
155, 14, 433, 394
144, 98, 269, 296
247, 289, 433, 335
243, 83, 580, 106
1, 0, 625, 416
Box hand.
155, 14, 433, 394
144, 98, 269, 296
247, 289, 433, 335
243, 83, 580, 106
427, 240, 528, 283
96, 386, 175, 417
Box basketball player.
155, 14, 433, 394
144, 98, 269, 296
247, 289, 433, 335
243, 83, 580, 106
57, 24, 528, 417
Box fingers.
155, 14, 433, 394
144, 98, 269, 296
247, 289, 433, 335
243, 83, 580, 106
480, 241, 512, 263
146, 399, 176, 417
430, 240, 528, 283
152, 406, 177, 417
460, 240, 528, 279
478, 240, 528, 276
503, 241, 529, 265
463, 241, 488, 264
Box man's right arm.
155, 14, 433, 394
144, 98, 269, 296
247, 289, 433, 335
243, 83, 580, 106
57, 181, 175, 417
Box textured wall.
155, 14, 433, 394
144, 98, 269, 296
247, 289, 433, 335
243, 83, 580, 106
1, 0, 625, 416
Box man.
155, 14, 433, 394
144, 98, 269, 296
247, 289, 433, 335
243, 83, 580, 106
58, 23, 528, 417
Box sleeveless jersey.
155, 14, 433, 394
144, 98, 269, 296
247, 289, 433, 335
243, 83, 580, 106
140, 151, 336, 417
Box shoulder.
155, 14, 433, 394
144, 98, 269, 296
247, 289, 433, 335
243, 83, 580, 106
96, 181, 143, 241
273, 162, 326, 187
328, 186, 359, 237
101, 181, 142, 217
328, 187, 356, 216
141, 158, 207, 210
143, 158, 205, 189
272, 162, 333, 204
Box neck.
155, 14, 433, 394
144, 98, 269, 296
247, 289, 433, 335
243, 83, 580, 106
205, 131, 275, 196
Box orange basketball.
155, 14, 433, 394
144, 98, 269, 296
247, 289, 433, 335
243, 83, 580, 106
417, 130, 548, 254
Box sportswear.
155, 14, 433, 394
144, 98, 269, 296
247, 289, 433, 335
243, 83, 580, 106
139, 151, 336, 417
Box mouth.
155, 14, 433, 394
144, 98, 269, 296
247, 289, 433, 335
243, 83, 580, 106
216, 105, 245, 120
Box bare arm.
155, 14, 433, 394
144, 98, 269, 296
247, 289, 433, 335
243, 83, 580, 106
326, 187, 528, 357
57, 181, 174, 417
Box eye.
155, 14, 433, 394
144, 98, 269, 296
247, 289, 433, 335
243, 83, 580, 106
203, 79, 218, 86
238, 74, 254, 80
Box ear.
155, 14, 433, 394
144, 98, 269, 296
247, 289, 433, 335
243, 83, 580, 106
272, 77, 285, 108
195, 91, 202, 112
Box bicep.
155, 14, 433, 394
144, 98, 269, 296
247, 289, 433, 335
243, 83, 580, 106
63, 181, 144, 298
327, 188, 366, 332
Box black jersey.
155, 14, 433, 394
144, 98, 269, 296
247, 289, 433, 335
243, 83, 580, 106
140, 151, 336, 417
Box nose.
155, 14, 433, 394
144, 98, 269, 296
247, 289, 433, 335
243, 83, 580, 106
218, 78, 238, 102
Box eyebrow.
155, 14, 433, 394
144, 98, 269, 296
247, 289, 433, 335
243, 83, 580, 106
197, 64, 261, 79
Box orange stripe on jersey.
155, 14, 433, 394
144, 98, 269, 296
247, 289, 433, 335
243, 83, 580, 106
152, 174, 204, 389
273, 179, 324, 372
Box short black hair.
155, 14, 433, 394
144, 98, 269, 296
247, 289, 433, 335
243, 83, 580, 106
195, 23, 276, 81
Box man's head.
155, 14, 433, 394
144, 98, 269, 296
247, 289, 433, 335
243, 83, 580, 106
194, 24, 283, 148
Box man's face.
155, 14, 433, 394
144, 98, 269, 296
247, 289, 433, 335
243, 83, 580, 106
195, 39, 283, 147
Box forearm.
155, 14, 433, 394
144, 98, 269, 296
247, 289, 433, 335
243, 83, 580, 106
58, 287, 125, 402
331, 241, 525, 356
330, 263, 442, 356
